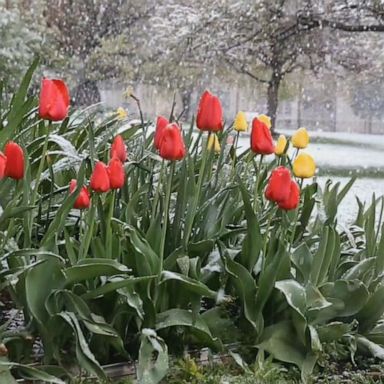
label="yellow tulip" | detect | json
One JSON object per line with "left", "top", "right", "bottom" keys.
{"left": 293, "top": 153, "right": 316, "bottom": 178}
{"left": 207, "top": 133, "right": 221, "bottom": 153}
{"left": 275, "top": 135, "right": 288, "bottom": 156}
{"left": 233, "top": 111, "right": 248, "bottom": 132}
{"left": 116, "top": 107, "right": 128, "bottom": 120}
{"left": 258, "top": 114, "right": 271, "bottom": 129}
{"left": 291, "top": 127, "right": 309, "bottom": 149}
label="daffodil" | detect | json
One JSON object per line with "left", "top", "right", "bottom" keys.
{"left": 291, "top": 127, "right": 309, "bottom": 149}
{"left": 233, "top": 111, "right": 248, "bottom": 132}
{"left": 293, "top": 153, "right": 316, "bottom": 178}
{"left": 207, "top": 133, "right": 221, "bottom": 154}
{"left": 275, "top": 135, "right": 287, "bottom": 156}
{"left": 116, "top": 107, "right": 128, "bottom": 120}
{"left": 258, "top": 114, "right": 271, "bottom": 129}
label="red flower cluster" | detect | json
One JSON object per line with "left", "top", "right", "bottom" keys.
{"left": 39, "top": 79, "right": 70, "bottom": 121}
{"left": 154, "top": 118, "right": 186, "bottom": 161}
{"left": 265, "top": 166, "right": 300, "bottom": 211}
{"left": 70, "top": 135, "right": 127, "bottom": 209}
{"left": 251, "top": 118, "right": 275, "bottom": 155}
{"left": 196, "top": 90, "right": 223, "bottom": 132}
{"left": 0, "top": 142, "right": 24, "bottom": 180}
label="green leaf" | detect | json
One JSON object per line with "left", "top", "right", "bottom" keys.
{"left": 41, "top": 162, "right": 86, "bottom": 246}
{"left": 81, "top": 276, "right": 156, "bottom": 300}
{"left": 0, "top": 358, "right": 66, "bottom": 384}
{"left": 58, "top": 312, "right": 106, "bottom": 380}
{"left": 160, "top": 271, "right": 216, "bottom": 299}
{"left": 291, "top": 243, "right": 313, "bottom": 283}
{"left": 257, "top": 321, "right": 306, "bottom": 368}
{"left": 275, "top": 280, "right": 306, "bottom": 318}
{"left": 64, "top": 259, "right": 130, "bottom": 285}
{"left": 138, "top": 328, "right": 168, "bottom": 384}
{"left": 237, "top": 177, "right": 262, "bottom": 271}
{"left": 356, "top": 283, "right": 384, "bottom": 332}
{"left": 219, "top": 242, "right": 258, "bottom": 329}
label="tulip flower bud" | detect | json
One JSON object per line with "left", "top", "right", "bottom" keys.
{"left": 275, "top": 135, "right": 288, "bottom": 156}
{"left": 159, "top": 123, "right": 186, "bottom": 161}
{"left": 233, "top": 111, "right": 248, "bottom": 132}
{"left": 292, "top": 127, "right": 309, "bottom": 149}
{"left": 251, "top": 118, "right": 275, "bottom": 155}
{"left": 39, "top": 78, "right": 70, "bottom": 121}
{"left": 0, "top": 152, "right": 7, "bottom": 179}
{"left": 293, "top": 153, "right": 316, "bottom": 178}
{"left": 108, "top": 157, "right": 125, "bottom": 189}
{"left": 258, "top": 114, "right": 271, "bottom": 129}
{"left": 4, "top": 142, "right": 24, "bottom": 180}
{"left": 111, "top": 135, "right": 127, "bottom": 163}
{"left": 207, "top": 134, "right": 221, "bottom": 154}
{"left": 265, "top": 166, "right": 291, "bottom": 203}
{"left": 278, "top": 180, "right": 300, "bottom": 210}
{"left": 196, "top": 90, "right": 223, "bottom": 132}
{"left": 116, "top": 107, "right": 128, "bottom": 120}
{"left": 90, "top": 162, "right": 110, "bottom": 192}
{"left": 154, "top": 116, "right": 169, "bottom": 150}
{"left": 70, "top": 179, "right": 91, "bottom": 209}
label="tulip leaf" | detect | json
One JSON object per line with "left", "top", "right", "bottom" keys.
{"left": 63, "top": 259, "right": 130, "bottom": 285}
{"left": 356, "top": 283, "right": 384, "bottom": 332}
{"left": 237, "top": 177, "right": 262, "bottom": 271}
{"left": 58, "top": 312, "right": 106, "bottom": 380}
{"left": 138, "top": 329, "right": 168, "bottom": 384}
{"left": 219, "top": 241, "right": 259, "bottom": 330}
{"left": 160, "top": 271, "right": 216, "bottom": 299}
{"left": 81, "top": 275, "right": 156, "bottom": 300}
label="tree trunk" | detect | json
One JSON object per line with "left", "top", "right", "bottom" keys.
{"left": 267, "top": 75, "right": 281, "bottom": 135}
{"left": 180, "top": 90, "right": 192, "bottom": 121}
{"left": 73, "top": 80, "right": 101, "bottom": 107}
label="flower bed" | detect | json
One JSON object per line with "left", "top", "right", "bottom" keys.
{"left": 0, "top": 62, "right": 384, "bottom": 383}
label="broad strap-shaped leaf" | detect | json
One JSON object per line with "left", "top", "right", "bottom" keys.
{"left": 219, "top": 242, "right": 259, "bottom": 329}
{"left": 63, "top": 258, "right": 130, "bottom": 285}
{"left": 160, "top": 271, "right": 216, "bottom": 299}
{"left": 59, "top": 312, "right": 106, "bottom": 380}
{"left": 138, "top": 329, "right": 169, "bottom": 384}
{"left": 237, "top": 176, "right": 262, "bottom": 271}
{"left": 356, "top": 283, "right": 384, "bottom": 333}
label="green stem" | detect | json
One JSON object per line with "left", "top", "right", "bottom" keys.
{"left": 262, "top": 205, "right": 276, "bottom": 270}
{"left": 31, "top": 126, "right": 50, "bottom": 204}
{"left": 183, "top": 133, "right": 210, "bottom": 248}
{"left": 231, "top": 131, "right": 240, "bottom": 177}
{"left": 151, "top": 160, "right": 165, "bottom": 217}
{"left": 106, "top": 190, "right": 116, "bottom": 259}
{"left": 289, "top": 179, "right": 303, "bottom": 251}
{"left": 79, "top": 204, "right": 96, "bottom": 259}
{"left": 159, "top": 161, "right": 175, "bottom": 274}
{"left": 253, "top": 155, "right": 264, "bottom": 211}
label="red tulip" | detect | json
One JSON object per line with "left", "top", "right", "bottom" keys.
{"left": 196, "top": 90, "right": 223, "bottom": 132}
{"left": 108, "top": 157, "right": 125, "bottom": 189}
{"left": 69, "top": 179, "right": 90, "bottom": 209}
{"left": 4, "top": 142, "right": 24, "bottom": 180}
{"left": 265, "top": 166, "right": 291, "bottom": 203}
{"left": 0, "top": 152, "right": 7, "bottom": 179}
{"left": 110, "top": 135, "right": 127, "bottom": 162}
{"left": 251, "top": 118, "right": 275, "bottom": 155}
{"left": 38, "top": 78, "right": 70, "bottom": 121}
{"left": 90, "top": 161, "right": 110, "bottom": 192}
{"left": 278, "top": 180, "right": 300, "bottom": 211}
{"left": 159, "top": 123, "right": 186, "bottom": 161}
{"left": 154, "top": 116, "right": 169, "bottom": 150}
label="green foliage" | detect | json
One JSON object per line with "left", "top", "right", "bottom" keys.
{"left": 2, "top": 64, "right": 384, "bottom": 384}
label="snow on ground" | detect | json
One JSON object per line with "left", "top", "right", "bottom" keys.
{"left": 316, "top": 176, "right": 384, "bottom": 225}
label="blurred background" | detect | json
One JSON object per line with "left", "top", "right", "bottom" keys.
{"left": 2, "top": 0, "right": 384, "bottom": 219}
